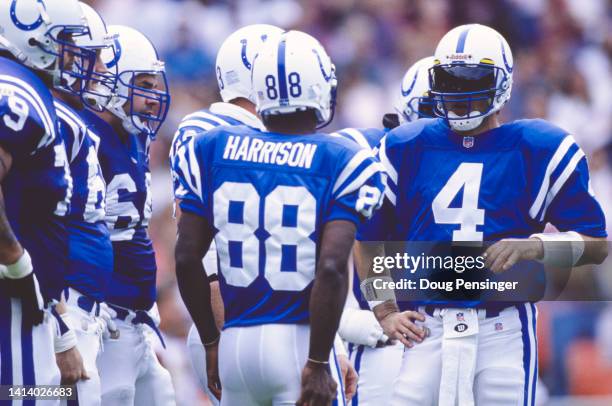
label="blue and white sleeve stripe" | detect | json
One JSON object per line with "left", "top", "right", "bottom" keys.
{"left": 174, "top": 136, "right": 203, "bottom": 201}
{"left": 377, "top": 136, "right": 398, "bottom": 206}
{"left": 529, "top": 135, "right": 585, "bottom": 221}
{"left": 333, "top": 149, "right": 375, "bottom": 197}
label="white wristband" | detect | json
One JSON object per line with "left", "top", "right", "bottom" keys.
{"left": 5, "top": 250, "right": 32, "bottom": 279}
{"left": 0, "top": 264, "right": 8, "bottom": 279}
{"left": 530, "top": 231, "right": 585, "bottom": 267}
{"left": 54, "top": 313, "right": 77, "bottom": 353}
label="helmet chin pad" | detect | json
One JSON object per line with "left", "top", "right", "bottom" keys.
{"left": 447, "top": 110, "right": 485, "bottom": 132}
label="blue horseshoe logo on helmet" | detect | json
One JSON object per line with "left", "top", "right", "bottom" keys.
{"left": 10, "top": 0, "right": 45, "bottom": 31}
{"left": 400, "top": 71, "right": 419, "bottom": 97}
{"left": 312, "top": 49, "right": 333, "bottom": 82}
{"left": 501, "top": 39, "right": 513, "bottom": 73}
{"left": 240, "top": 39, "right": 251, "bottom": 70}
{"left": 105, "top": 36, "right": 122, "bottom": 69}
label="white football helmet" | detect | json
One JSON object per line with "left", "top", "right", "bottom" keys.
{"left": 252, "top": 30, "right": 337, "bottom": 128}
{"left": 76, "top": 2, "right": 117, "bottom": 111}
{"left": 216, "top": 24, "right": 283, "bottom": 103}
{"left": 101, "top": 25, "right": 170, "bottom": 137}
{"left": 394, "top": 56, "right": 435, "bottom": 123}
{"left": 0, "top": 0, "right": 96, "bottom": 94}
{"left": 430, "top": 24, "right": 513, "bottom": 132}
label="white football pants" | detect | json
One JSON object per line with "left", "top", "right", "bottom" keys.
{"left": 0, "top": 298, "right": 60, "bottom": 405}
{"left": 348, "top": 341, "right": 404, "bottom": 405}
{"left": 98, "top": 317, "right": 175, "bottom": 406}
{"left": 218, "top": 324, "right": 345, "bottom": 406}
{"left": 391, "top": 304, "right": 538, "bottom": 406}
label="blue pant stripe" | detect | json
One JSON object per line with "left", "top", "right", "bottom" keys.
{"left": 0, "top": 297, "right": 12, "bottom": 385}
{"left": 518, "top": 304, "right": 531, "bottom": 406}
{"left": 352, "top": 345, "right": 365, "bottom": 406}
{"left": 530, "top": 303, "right": 538, "bottom": 405}
{"left": 22, "top": 308, "right": 36, "bottom": 406}
{"left": 332, "top": 347, "right": 346, "bottom": 406}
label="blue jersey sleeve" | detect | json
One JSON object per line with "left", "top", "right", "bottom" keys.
{"left": 543, "top": 157, "right": 607, "bottom": 237}
{"left": 327, "top": 148, "right": 386, "bottom": 226}
{"left": 175, "top": 132, "right": 210, "bottom": 218}
{"left": 521, "top": 121, "right": 607, "bottom": 237}
{"left": 0, "top": 76, "right": 56, "bottom": 157}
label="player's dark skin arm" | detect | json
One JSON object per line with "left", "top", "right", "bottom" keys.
{"left": 175, "top": 211, "right": 221, "bottom": 399}
{"left": 0, "top": 145, "right": 23, "bottom": 264}
{"left": 175, "top": 201, "right": 225, "bottom": 330}
{"left": 297, "top": 220, "right": 353, "bottom": 406}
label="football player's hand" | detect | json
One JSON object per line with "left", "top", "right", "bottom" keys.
{"left": 484, "top": 238, "right": 543, "bottom": 274}
{"left": 338, "top": 354, "right": 358, "bottom": 402}
{"left": 297, "top": 360, "right": 337, "bottom": 406}
{"left": 0, "top": 252, "right": 44, "bottom": 327}
{"left": 205, "top": 341, "right": 221, "bottom": 400}
{"left": 56, "top": 346, "right": 89, "bottom": 384}
{"left": 378, "top": 311, "right": 426, "bottom": 348}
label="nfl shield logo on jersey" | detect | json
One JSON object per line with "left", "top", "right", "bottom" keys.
{"left": 462, "top": 136, "right": 474, "bottom": 148}
{"left": 456, "top": 312, "right": 465, "bottom": 322}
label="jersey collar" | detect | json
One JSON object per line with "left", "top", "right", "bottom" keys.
{"left": 209, "top": 102, "right": 264, "bottom": 130}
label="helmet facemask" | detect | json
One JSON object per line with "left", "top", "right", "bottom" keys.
{"left": 110, "top": 68, "right": 170, "bottom": 138}
{"left": 42, "top": 24, "right": 97, "bottom": 96}
{"left": 80, "top": 38, "right": 118, "bottom": 111}
{"left": 429, "top": 63, "right": 510, "bottom": 132}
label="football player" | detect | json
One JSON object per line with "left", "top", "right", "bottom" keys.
{"left": 0, "top": 0, "right": 86, "bottom": 394}
{"left": 174, "top": 30, "right": 385, "bottom": 406}
{"left": 48, "top": 2, "right": 117, "bottom": 403}
{"left": 356, "top": 24, "right": 608, "bottom": 406}
{"left": 381, "top": 56, "right": 435, "bottom": 130}
{"left": 332, "top": 56, "right": 434, "bottom": 406}
{"left": 80, "top": 25, "right": 174, "bottom": 406}
{"left": 169, "top": 24, "right": 282, "bottom": 404}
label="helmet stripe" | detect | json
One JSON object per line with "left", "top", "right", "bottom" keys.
{"left": 455, "top": 27, "right": 471, "bottom": 53}
{"left": 276, "top": 37, "right": 289, "bottom": 104}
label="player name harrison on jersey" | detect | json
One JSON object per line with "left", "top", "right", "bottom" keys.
{"left": 223, "top": 135, "right": 318, "bottom": 169}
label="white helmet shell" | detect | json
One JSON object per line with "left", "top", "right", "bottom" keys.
{"left": 431, "top": 24, "right": 513, "bottom": 132}
{"left": 394, "top": 56, "right": 435, "bottom": 123}
{"left": 215, "top": 24, "right": 283, "bottom": 103}
{"left": 76, "top": 2, "right": 111, "bottom": 49}
{"left": 0, "top": 0, "right": 93, "bottom": 89}
{"left": 252, "top": 30, "right": 337, "bottom": 127}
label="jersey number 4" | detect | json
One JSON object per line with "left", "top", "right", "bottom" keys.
{"left": 214, "top": 182, "right": 315, "bottom": 291}
{"left": 432, "top": 162, "right": 485, "bottom": 241}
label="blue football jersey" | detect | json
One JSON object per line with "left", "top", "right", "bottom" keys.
{"left": 0, "top": 56, "right": 72, "bottom": 302}
{"left": 170, "top": 102, "right": 264, "bottom": 196}
{"left": 82, "top": 110, "right": 156, "bottom": 310}
{"left": 55, "top": 100, "right": 112, "bottom": 301}
{"left": 175, "top": 125, "right": 386, "bottom": 328}
{"left": 358, "top": 118, "right": 607, "bottom": 307}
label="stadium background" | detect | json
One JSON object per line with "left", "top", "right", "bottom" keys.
{"left": 85, "top": 0, "right": 612, "bottom": 404}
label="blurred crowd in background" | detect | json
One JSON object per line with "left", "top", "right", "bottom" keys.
{"left": 85, "top": 0, "right": 612, "bottom": 404}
